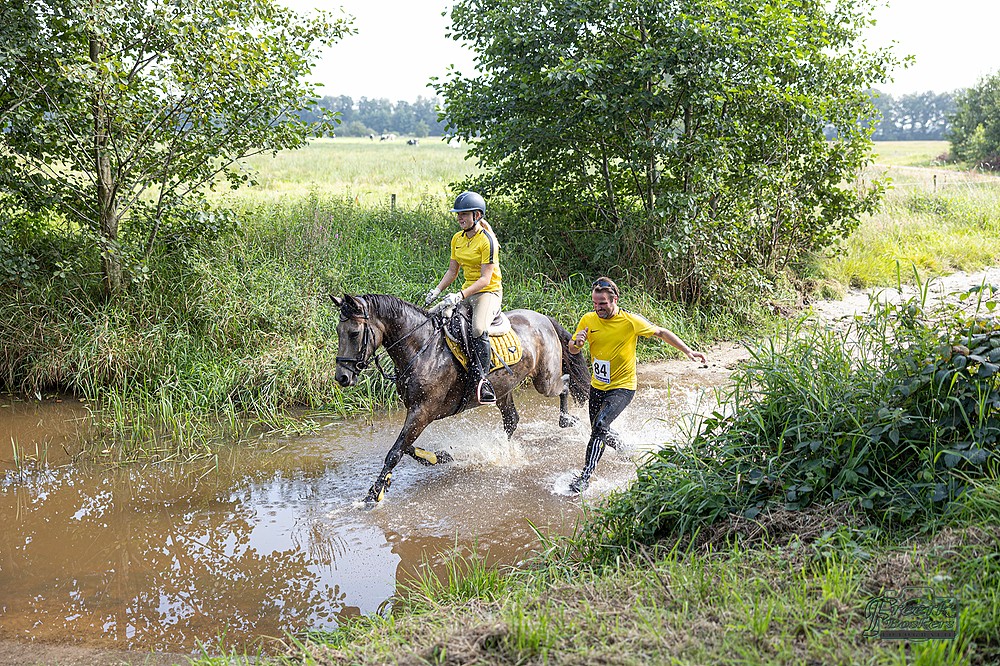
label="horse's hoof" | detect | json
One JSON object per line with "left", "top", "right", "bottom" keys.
{"left": 364, "top": 473, "right": 392, "bottom": 505}
{"left": 559, "top": 413, "right": 579, "bottom": 428}
{"left": 413, "top": 448, "right": 436, "bottom": 465}
{"left": 435, "top": 450, "right": 454, "bottom": 464}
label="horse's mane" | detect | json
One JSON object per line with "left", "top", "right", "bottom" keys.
{"left": 356, "top": 293, "right": 429, "bottom": 320}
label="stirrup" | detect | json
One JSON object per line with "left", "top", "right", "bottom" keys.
{"left": 477, "top": 378, "right": 496, "bottom": 405}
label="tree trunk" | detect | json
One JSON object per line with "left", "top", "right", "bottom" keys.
{"left": 91, "top": 34, "right": 121, "bottom": 298}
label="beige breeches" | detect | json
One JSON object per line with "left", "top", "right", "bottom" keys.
{"left": 468, "top": 291, "right": 502, "bottom": 337}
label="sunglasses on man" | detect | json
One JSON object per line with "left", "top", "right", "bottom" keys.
{"left": 592, "top": 279, "right": 618, "bottom": 296}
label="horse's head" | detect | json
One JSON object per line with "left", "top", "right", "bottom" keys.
{"left": 330, "top": 294, "right": 381, "bottom": 387}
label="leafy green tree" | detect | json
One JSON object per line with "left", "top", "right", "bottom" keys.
{"left": 339, "top": 120, "right": 374, "bottom": 137}
{"left": 436, "top": 0, "right": 896, "bottom": 302}
{"left": 948, "top": 71, "right": 1000, "bottom": 168}
{"left": 0, "top": 0, "right": 351, "bottom": 298}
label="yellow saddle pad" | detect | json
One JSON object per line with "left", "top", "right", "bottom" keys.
{"left": 445, "top": 330, "right": 523, "bottom": 372}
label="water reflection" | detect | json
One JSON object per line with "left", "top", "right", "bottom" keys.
{"left": 0, "top": 360, "right": 731, "bottom": 654}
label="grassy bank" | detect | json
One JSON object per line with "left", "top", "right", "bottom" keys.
{"left": 805, "top": 142, "right": 1000, "bottom": 297}
{"left": 273, "top": 497, "right": 997, "bottom": 665}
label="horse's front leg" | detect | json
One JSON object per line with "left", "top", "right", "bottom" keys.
{"left": 365, "top": 408, "right": 449, "bottom": 506}
{"left": 497, "top": 393, "right": 519, "bottom": 439}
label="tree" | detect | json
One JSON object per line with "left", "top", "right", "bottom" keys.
{"left": 0, "top": 0, "right": 352, "bottom": 298}
{"left": 436, "top": 0, "right": 897, "bottom": 302}
{"left": 948, "top": 71, "right": 1000, "bottom": 168}
{"left": 868, "top": 89, "right": 957, "bottom": 141}
{"left": 357, "top": 97, "right": 394, "bottom": 134}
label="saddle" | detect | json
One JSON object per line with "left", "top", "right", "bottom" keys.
{"left": 438, "top": 301, "right": 523, "bottom": 373}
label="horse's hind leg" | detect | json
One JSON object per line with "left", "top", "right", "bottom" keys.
{"left": 407, "top": 445, "right": 454, "bottom": 466}
{"left": 498, "top": 393, "right": 519, "bottom": 439}
{"left": 559, "top": 374, "right": 580, "bottom": 428}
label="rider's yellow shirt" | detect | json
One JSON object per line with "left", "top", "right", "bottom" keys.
{"left": 574, "top": 310, "right": 658, "bottom": 391}
{"left": 450, "top": 226, "right": 502, "bottom": 293}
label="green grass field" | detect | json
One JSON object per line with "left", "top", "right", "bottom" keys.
{"left": 806, "top": 143, "right": 1000, "bottom": 295}
{"left": 871, "top": 140, "right": 952, "bottom": 168}
{"left": 225, "top": 136, "right": 482, "bottom": 209}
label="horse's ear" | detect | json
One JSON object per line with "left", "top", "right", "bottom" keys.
{"left": 329, "top": 294, "right": 343, "bottom": 308}
{"left": 344, "top": 293, "right": 362, "bottom": 309}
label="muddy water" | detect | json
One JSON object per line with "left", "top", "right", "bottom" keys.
{"left": 0, "top": 351, "right": 739, "bottom": 657}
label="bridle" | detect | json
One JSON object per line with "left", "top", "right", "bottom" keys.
{"left": 336, "top": 300, "right": 377, "bottom": 373}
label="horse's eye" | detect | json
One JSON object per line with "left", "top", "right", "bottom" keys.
{"left": 349, "top": 332, "right": 360, "bottom": 341}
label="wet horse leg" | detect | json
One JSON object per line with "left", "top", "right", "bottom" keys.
{"left": 365, "top": 408, "right": 448, "bottom": 505}
{"left": 559, "top": 374, "right": 579, "bottom": 428}
{"left": 497, "top": 392, "right": 519, "bottom": 438}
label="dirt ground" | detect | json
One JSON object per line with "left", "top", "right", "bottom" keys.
{"left": 0, "top": 640, "right": 190, "bottom": 666}
{"left": 3, "top": 265, "right": 996, "bottom": 666}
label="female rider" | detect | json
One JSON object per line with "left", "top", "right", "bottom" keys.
{"left": 425, "top": 191, "right": 502, "bottom": 405}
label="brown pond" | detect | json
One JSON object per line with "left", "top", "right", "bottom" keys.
{"left": 0, "top": 349, "right": 741, "bottom": 658}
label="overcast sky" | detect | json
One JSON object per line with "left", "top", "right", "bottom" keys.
{"left": 286, "top": 0, "right": 1000, "bottom": 102}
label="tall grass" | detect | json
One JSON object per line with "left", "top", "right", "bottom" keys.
{"left": 810, "top": 157, "right": 1000, "bottom": 293}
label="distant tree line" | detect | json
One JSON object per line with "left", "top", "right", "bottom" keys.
{"left": 297, "top": 95, "right": 446, "bottom": 138}
{"left": 868, "top": 89, "right": 958, "bottom": 140}
{"left": 306, "top": 89, "right": 961, "bottom": 143}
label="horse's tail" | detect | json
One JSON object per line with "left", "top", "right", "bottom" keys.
{"left": 547, "top": 315, "right": 590, "bottom": 405}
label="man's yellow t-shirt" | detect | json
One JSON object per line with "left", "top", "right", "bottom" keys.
{"left": 450, "top": 227, "right": 502, "bottom": 293}
{"left": 574, "top": 310, "right": 658, "bottom": 390}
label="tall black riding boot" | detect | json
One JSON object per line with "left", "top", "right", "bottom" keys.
{"left": 470, "top": 332, "right": 496, "bottom": 405}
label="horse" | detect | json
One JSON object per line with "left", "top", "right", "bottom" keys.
{"left": 330, "top": 293, "right": 590, "bottom": 506}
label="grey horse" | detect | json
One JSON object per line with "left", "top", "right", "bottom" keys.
{"left": 330, "top": 293, "right": 589, "bottom": 506}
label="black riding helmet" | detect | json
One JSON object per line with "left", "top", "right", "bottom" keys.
{"left": 450, "top": 191, "right": 486, "bottom": 217}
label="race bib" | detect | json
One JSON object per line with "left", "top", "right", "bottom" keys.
{"left": 592, "top": 359, "right": 611, "bottom": 384}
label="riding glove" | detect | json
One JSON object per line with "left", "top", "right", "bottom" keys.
{"left": 441, "top": 292, "right": 462, "bottom": 307}
{"left": 424, "top": 287, "right": 441, "bottom": 305}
